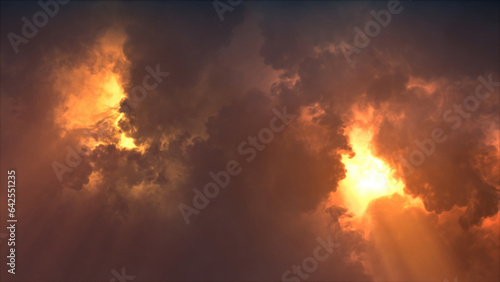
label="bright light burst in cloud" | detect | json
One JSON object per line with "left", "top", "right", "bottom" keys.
{"left": 339, "top": 123, "right": 406, "bottom": 216}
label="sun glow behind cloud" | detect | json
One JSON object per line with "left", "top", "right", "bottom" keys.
{"left": 328, "top": 106, "right": 457, "bottom": 281}
{"left": 339, "top": 125, "right": 405, "bottom": 216}
{"left": 335, "top": 106, "right": 423, "bottom": 217}
{"left": 53, "top": 29, "right": 138, "bottom": 150}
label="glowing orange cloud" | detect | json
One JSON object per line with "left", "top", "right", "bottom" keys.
{"left": 53, "top": 28, "right": 138, "bottom": 150}
{"left": 333, "top": 105, "right": 424, "bottom": 217}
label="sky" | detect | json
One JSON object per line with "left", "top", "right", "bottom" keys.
{"left": 0, "top": 1, "right": 499, "bottom": 281}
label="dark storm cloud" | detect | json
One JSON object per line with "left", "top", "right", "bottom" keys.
{"left": 118, "top": 1, "right": 246, "bottom": 144}
{"left": 1, "top": 1, "right": 498, "bottom": 281}
{"left": 371, "top": 80, "right": 499, "bottom": 230}
{"left": 255, "top": 0, "right": 499, "bottom": 230}
{"left": 253, "top": 1, "right": 498, "bottom": 280}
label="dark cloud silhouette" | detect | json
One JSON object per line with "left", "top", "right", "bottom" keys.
{"left": 1, "top": 1, "right": 498, "bottom": 281}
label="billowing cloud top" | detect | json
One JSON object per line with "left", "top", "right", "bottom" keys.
{"left": 1, "top": 1, "right": 498, "bottom": 281}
